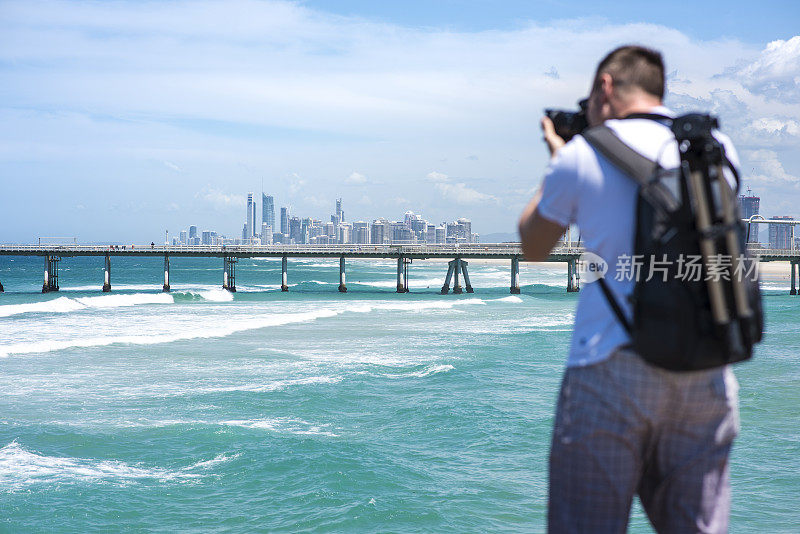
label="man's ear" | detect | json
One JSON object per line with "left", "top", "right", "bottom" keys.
{"left": 600, "top": 73, "right": 615, "bottom": 102}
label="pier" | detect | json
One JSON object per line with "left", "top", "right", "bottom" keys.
{"left": 0, "top": 243, "right": 798, "bottom": 295}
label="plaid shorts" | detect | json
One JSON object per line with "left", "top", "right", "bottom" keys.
{"left": 548, "top": 348, "right": 740, "bottom": 534}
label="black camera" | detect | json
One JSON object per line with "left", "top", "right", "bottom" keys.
{"left": 544, "top": 98, "right": 588, "bottom": 142}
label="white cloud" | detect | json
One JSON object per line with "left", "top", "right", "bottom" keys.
{"left": 434, "top": 182, "right": 498, "bottom": 205}
{"left": 742, "top": 149, "right": 800, "bottom": 185}
{"left": 428, "top": 170, "right": 498, "bottom": 204}
{"left": 345, "top": 172, "right": 368, "bottom": 184}
{"left": 735, "top": 36, "right": 800, "bottom": 102}
{"left": 426, "top": 171, "right": 450, "bottom": 182}
{"left": 163, "top": 161, "right": 181, "bottom": 172}
{"left": 748, "top": 117, "right": 800, "bottom": 137}
{"left": 288, "top": 172, "right": 306, "bottom": 196}
{"left": 195, "top": 187, "right": 245, "bottom": 211}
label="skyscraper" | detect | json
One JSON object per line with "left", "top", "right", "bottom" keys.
{"left": 261, "top": 223, "right": 272, "bottom": 244}
{"left": 371, "top": 218, "right": 388, "bottom": 244}
{"left": 252, "top": 199, "right": 257, "bottom": 237}
{"left": 280, "top": 207, "right": 289, "bottom": 234}
{"left": 289, "top": 217, "right": 302, "bottom": 243}
{"left": 246, "top": 192, "right": 254, "bottom": 242}
{"left": 335, "top": 198, "right": 344, "bottom": 224}
{"left": 739, "top": 188, "right": 760, "bottom": 243}
{"left": 262, "top": 194, "right": 275, "bottom": 232}
{"left": 769, "top": 216, "right": 795, "bottom": 249}
{"left": 352, "top": 221, "right": 370, "bottom": 244}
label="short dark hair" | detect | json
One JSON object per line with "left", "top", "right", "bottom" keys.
{"left": 594, "top": 45, "right": 665, "bottom": 100}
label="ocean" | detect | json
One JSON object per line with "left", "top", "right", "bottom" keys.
{"left": 0, "top": 255, "right": 797, "bottom": 532}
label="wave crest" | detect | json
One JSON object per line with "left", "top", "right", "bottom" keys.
{"left": 0, "top": 441, "right": 238, "bottom": 491}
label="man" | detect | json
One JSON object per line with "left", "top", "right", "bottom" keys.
{"left": 518, "top": 46, "right": 740, "bottom": 533}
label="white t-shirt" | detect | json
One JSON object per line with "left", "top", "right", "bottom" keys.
{"left": 536, "top": 106, "right": 740, "bottom": 367}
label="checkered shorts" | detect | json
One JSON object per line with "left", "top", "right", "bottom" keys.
{"left": 548, "top": 348, "right": 739, "bottom": 533}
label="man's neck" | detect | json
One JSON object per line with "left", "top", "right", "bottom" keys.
{"left": 612, "top": 97, "right": 663, "bottom": 119}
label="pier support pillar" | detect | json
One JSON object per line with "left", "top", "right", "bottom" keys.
{"left": 567, "top": 258, "right": 580, "bottom": 292}
{"left": 0, "top": 279, "right": 4, "bottom": 293}
{"left": 396, "top": 257, "right": 409, "bottom": 293}
{"left": 42, "top": 255, "right": 60, "bottom": 293}
{"left": 223, "top": 256, "right": 237, "bottom": 292}
{"left": 791, "top": 262, "right": 797, "bottom": 296}
{"left": 163, "top": 254, "right": 170, "bottom": 292}
{"left": 338, "top": 256, "right": 347, "bottom": 293}
{"left": 441, "top": 260, "right": 455, "bottom": 294}
{"left": 460, "top": 260, "right": 473, "bottom": 293}
{"left": 281, "top": 254, "right": 288, "bottom": 292}
{"left": 511, "top": 256, "right": 521, "bottom": 294}
{"left": 452, "top": 258, "right": 463, "bottom": 294}
{"left": 102, "top": 253, "right": 111, "bottom": 292}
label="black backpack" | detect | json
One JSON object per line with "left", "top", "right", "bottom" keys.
{"left": 581, "top": 114, "right": 764, "bottom": 371}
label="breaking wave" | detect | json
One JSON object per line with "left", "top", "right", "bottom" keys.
{"left": 0, "top": 441, "right": 238, "bottom": 492}
{"left": 0, "top": 293, "right": 173, "bottom": 318}
{"left": 0, "top": 298, "right": 484, "bottom": 358}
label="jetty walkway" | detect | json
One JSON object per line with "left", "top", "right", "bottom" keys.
{"left": 0, "top": 243, "right": 797, "bottom": 295}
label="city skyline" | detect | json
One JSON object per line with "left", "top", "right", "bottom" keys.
{"left": 173, "top": 193, "right": 481, "bottom": 247}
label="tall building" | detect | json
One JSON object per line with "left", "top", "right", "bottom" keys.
{"left": 280, "top": 207, "right": 289, "bottom": 234}
{"left": 371, "top": 218, "right": 388, "bottom": 244}
{"left": 252, "top": 199, "right": 257, "bottom": 237}
{"left": 179, "top": 230, "right": 188, "bottom": 245}
{"left": 335, "top": 198, "right": 344, "bottom": 224}
{"left": 245, "top": 192, "right": 254, "bottom": 242}
{"left": 352, "top": 221, "right": 370, "bottom": 244}
{"left": 739, "top": 188, "right": 760, "bottom": 243}
{"left": 338, "top": 224, "right": 351, "bottom": 244}
{"left": 390, "top": 221, "right": 413, "bottom": 243}
{"left": 445, "top": 218, "right": 472, "bottom": 243}
{"left": 261, "top": 223, "right": 272, "bottom": 244}
{"left": 262, "top": 194, "right": 274, "bottom": 232}
{"left": 188, "top": 225, "right": 198, "bottom": 240}
{"left": 435, "top": 226, "right": 446, "bottom": 244}
{"left": 457, "top": 218, "right": 472, "bottom": 241}
{"left": 289, "top": 217, "right": 302, "bottom": 243}
{"left": 769, "top": 216, "right": 795, "bottom": 249}
{"left": 426, "top": 224, "right": 436, "bottom": 243}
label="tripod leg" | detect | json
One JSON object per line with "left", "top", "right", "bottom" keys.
{"left": 687, "top": 167, "right": 730, "bottom": 325}
{"left": 716, "top": 164, "right": 752, "bottom": 319}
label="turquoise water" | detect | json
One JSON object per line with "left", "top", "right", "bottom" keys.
{"left": 0, "top": 255, "right": 797, "bottom": 532}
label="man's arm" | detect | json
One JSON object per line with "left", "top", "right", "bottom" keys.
{"left": 518, "top": 186, "right": 567, "bottom": 262}
{"left": 518, "top": 115, "right": 572, "bottom": 261}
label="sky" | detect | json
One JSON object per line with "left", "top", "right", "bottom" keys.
{"left": 1, "top": 0, "right": 799, "bottom": 243}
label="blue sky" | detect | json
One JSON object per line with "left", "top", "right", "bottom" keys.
{"left": 1, "top": 0, "right": 799, "bottom": 243}
{"left": 305, "top": 0, "right": 800, "bottom": 42}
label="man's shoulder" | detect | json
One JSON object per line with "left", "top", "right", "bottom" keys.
{"left": 550, "top": 135, "right": 596, "bottom": 172}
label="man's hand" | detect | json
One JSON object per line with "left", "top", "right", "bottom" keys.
{"left": 541, "top": 116, "right": 566, "bottom": 158}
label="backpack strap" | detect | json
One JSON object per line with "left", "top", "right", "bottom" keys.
{"left": 580, "top": 125, "right": 662, "bottom": 335}
{"left": 581, "top": 125, "right": 660, "bottom": 186}
{"left": 597, "top": 278, "right": 632, "bottom": 334}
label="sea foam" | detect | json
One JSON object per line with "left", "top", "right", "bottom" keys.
{"left": 0, "top": 298, "right": 486, "bottom": 358}
{"left": 0, "top": 293, "right": 173, "bottom": 318}
{"left": 0, "top": 441, "right": 237, "bottom": 491}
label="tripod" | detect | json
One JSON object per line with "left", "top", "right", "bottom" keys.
{"left": 673, "top": 114, "right": 754, "bottom": 359}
